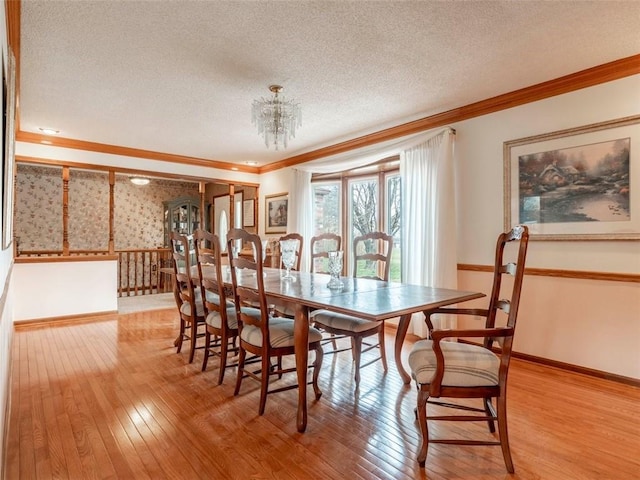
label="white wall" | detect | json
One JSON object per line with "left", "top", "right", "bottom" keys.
{"left": 455, "top": 75, "right": 640, "bottom": 272}
{"left": 258, "top": 168, "right": 293, "bottom": 237}
{"left": 457, "top": 270, "right": 640, "bottom": 378}
{"left": 0, "top": 0, "right": 13, "bottom": 463}
{"left": 452, "top": 75, "right": 640, "bottom": 379}
{"left": 7, "top": 68, "right": 640, "bottom": 376}
{"left": 12, "top": 260, "right": 118, "bottom": 321}
{"left": 258, "top": 77, "right": 640, "bottom": 379}
{"left": 0, "top": 249, "right": 13, "bottom": 464}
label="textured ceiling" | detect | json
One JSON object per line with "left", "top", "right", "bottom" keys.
{"left": 18, "top": 1, "right": 640, "bottom": 168}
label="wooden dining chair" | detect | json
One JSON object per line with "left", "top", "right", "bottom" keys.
{"left": 408, "top": 225, "right": 529, "bottom": 473}
{"left": 193, "top": 229, "right": 240, "bottom": 384}
{"left": 278, "top": 232, "right": 303, "bottom": 271}
{"left": 310, "top": 233, "right": 342, "bottom": 273}
{"left": 226, "top": 228, "right": 324, "bottom": 415}
{"left": 170, "top": 231, "right": 206, "bottom": 363}
{"left": 311, "top": 231, "right": 394, "bottom": 387}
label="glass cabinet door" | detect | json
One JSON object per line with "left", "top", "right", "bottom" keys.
{"left": 163, "top": 197, "right": 209, "bottom": 246}
{"left": 173, "top": 205, "right": 187, "bottom": 234}
{"left": 190, "top": 204, "right": 199, "bottom": 232}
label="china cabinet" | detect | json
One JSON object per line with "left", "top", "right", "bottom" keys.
{"left": 163, "top": 197, "right": 209, "bottom": 246}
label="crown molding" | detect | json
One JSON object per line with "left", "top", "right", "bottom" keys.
{"left": 260, "top": 54, "right": 640, "bottom": 173}
{"left": 12, "top": 10, "right": 639, "bottom": 178}
{"left": 15, "top": 154, "right": 260, "bottom": 187}
{"left": 15, "top": 132, "right": 260, "bottom": 174}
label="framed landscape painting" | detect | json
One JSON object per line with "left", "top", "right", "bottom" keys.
{"left": 504, "top": 115, "right": 640, "bottom": 240}
{"left": 265, "top": 193, "right": 288, "bottom": 234}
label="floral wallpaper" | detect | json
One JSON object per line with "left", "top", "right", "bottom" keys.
{"left": 69, "top": 169, "right": 110, "bottom": 250}
{"left": 113, "top": 174, "right": 199, "bottom": 250}
{"left": 14, "top": 165, "right": 199, "bottom": 253}
{"left": 15, "top": 164, "right": 63, "bottom": 252}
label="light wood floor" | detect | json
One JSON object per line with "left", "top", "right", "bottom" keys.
{"left": 4, "top": 308, "right": 640, "bottom": 479}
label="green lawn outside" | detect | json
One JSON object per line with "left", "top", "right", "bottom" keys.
{"left": 355, "top": 246, "right": 401, "bottom": 281}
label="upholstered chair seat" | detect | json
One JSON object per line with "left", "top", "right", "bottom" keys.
{"left": 408, "top": 340, "right": 500, "bottom": 387}
{"left": 241, "top": 317, "right": 323, "bottom": 349}
{"left": 311, "top": 311, "right": 383, "bottom": 334}
{"left": 180, "top": 298, "right": 205, "bottom": 318}
{"left": 205, "top": 306, "right": 246, "bottom": 331}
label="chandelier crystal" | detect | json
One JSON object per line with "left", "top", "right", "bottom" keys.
{"left": 252, "top": 85, "right": 301, "bottom": 150}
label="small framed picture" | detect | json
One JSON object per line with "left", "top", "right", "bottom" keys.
{"left": 243, "top": 199, "right": 255, "bottom": 227}
{"left": 265, "top": 193, "right": 288, "bottom": 234}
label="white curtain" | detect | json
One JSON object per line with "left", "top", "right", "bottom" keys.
{"left": 288, "top": 128, "right": 457, "bottom": 298}
{"left": 400, "top": 129, "right": 457, "bottom": 337}
{"left": 293, "top": 131, "right": 428, "bottom": 174}
{"left": 287, "top": 169, "right": 313, "bottom": 271}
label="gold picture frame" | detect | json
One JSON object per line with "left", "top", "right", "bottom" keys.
{"left": 265, "top": 193, "right": 288, "bottom": 234}
{"left": 504, "top": 115, "right": 639, "bottom": 240}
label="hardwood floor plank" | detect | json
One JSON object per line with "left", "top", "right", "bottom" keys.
{"left": 18, "top": 332, "right": 36, "bottom": 479}
{"left": 32, "top": 328, "right": 66, "bottom": 480}
{"left": 4, "top": 307, "right": 640, "bottom": 479}
{"left": 44, "top": 327, "right": 90, "bottom": 480}
{"left": 84, "top": 375, "right": 156, "bottom": 479}
{"left": 4, "top": 333, "right": 24, "bottom": 479}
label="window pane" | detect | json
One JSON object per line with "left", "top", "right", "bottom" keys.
{"left": 386, "top": 174, "right": 401, "bottom": 282}
{"left": 312, "top": 182, "right": 340, "bottom": 235}
{"left": 350, "top": 178, "right": 378, "bottom": 276}
{"left": 350, "top": 178, "right": 378, "bottom": 238}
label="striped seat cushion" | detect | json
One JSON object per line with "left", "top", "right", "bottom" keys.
{"left": 205, "top": 305, "right": 253, "bottom": 330}
{"left": 311, "top": 310, "right": 381, "bottom": 333}
{"left": 408, "top": 340, "right": 499, "bottom": 387}
{"left": 195, "top": 289, "right": 233, "bottom": 307}
{"left": 241, "top": 318, "right": 323, "bottom": 348}
{"left": 180, "top": 299, "right": 205, "bottom": 318}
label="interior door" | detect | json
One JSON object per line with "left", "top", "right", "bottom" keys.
{"left": 214, "top": 195, "right": 230, "bottom": 252}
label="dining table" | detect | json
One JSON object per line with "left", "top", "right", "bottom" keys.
{"left": 206, "top": 266, "right": 485, "bottom": 433}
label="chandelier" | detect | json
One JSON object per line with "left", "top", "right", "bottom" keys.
{"left": 252, "top": 85, "right": 301, "bottom": 150}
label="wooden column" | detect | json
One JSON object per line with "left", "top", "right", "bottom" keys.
{"left": 108, "top": 171, "right": 115, "bottom": 254}
{"left": 199, "top": 181, "right": 205, "bottom": 232}
{"left": 229, "top": 184, "right": 235, "bottom": 228}
{"left": 255, "top": 185, "right": 260, "bottom": 234}
{"left": 62, "top": 167, "right": 69, "bottom": 255}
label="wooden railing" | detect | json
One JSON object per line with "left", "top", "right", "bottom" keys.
{"left": 117, "top": 248, "right": 173, "bottom": 297}
{"left": 18, "top": 248, "right": 173, "bottom": 296}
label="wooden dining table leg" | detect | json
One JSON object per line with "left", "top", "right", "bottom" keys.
{"left": 395, "top": 313, "right": 412, "bottom": 384}
{"left": 294, "top": 305, "right": 311, "bottom": 432}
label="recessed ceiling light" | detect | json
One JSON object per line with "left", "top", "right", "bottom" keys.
{"left": 130, "top": 177, "right": 150, "bottom": 186}
{"left": 39, "top": 127, "right": 60, "bottom": 135}
{"left": 245, "top": 161, "right": 259, "bottom": 166}
{"left": 231, "top": 167, "right": 239, "bottom": 171}
{"left": 41, "top": 140, "right": 52, "bottom": 145}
